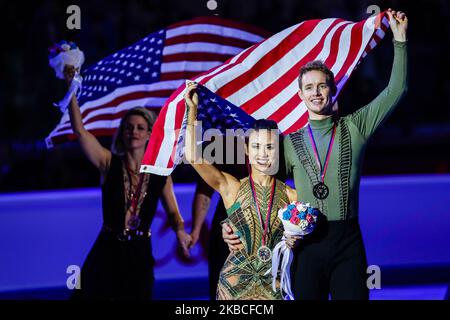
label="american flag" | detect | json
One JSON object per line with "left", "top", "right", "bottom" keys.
{"left": 140, "top": 12, "right": 390, "bottom": 176}
{"left": 45, "top": 17, "right": 270, "bottom": 148}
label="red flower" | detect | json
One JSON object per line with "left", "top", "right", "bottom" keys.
{"left": 291, "top": 207, "right": 299, "bottom": 215}
{"left": 306, "top": 214, "right": 315, "bottom": 224}
{"left": 290, "top": 215, "right": 300, "bottom": 225}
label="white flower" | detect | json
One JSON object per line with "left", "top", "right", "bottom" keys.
{"left": 61, "top": 44, "right": 71, "bottom": 51}
{"left": 299, "top": 220, "right": 309, "bottom": 230}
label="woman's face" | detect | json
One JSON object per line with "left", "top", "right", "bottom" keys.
{"left": 122, "top": 115, "right": 151, "bottom": 151}
{"left": 246, "top": 129, "right": 279, "bottom": 176}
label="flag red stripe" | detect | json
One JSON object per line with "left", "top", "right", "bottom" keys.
{"left": 215, "top": 20, "right": 321, "bottom": 99}
{"left": 166, "top": 99, "right": 186, "bottom": 168}
{"left": 78, "top": 90, "right": 171, "bottom": 120}
{"left": 323, "top": 23, "right": 350, "bottom": 72}
{"left": 162, "top": 52, "right": 237, "bottom": 63}
{"left": 283, "top": 110, "right": 309, "bottom": 135}
{"left": 146, "top": 13, "right": 388, "bottom": 173}
{"left": 193, "top": 37, "right": 272, "bottom": 86}
{"left": 47, "top": 16, "right": 269, "bottom": 148}
{"left": 241, "top": 19, "right": 342, "bottom": 115}
{"left": 57, "top": 106, "right": 163, "bottom": 133}
{"left": 142, "top": 84, "right": 186, "bottom": 166}
{"left": 282, "top": 21, "right": 366, "bottom": 134}
{"left": 268, "top": 22, "right": 349, "bottom": 124}
{"left": 160, "top": 38, "right": 274, "bottom": 163}
{"left": 164, "top": 33, "right": 261, "bottom": 49}
{"left": 197, "top": 40, "right": 264, "bottom": 85}
{"left": 268, "top": 94, "right": 301, "bottom": 123}
{"left": 331, "top": 20, "right": 365, "bottom": 86}
{"left": 160, "top": 71, "right": 220, "bottom": 81}
{"left": 167, "top": 16, "right": 271, "bottom": 38}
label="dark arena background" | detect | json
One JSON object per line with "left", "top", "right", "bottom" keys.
{"left": 0, "top": 0, "right": 449, "bottom": 304}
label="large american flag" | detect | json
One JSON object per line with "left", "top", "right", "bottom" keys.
{"left": 140, "top": 12, "right": 390, "bottom": 176}
{"left": 45, "top": 17, "right": 270, "bottom": 148}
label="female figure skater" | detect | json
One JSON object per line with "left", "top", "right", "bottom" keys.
{"left": 63, "top": 65, "right": 191, "bottom": 300}
{"left": 184, "top": 82, "right": 300, "bottom": 300}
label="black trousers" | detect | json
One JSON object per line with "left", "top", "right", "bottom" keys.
{"left": 208, "top": 201, "right": 230, "bottom": 300}
{"left": 71, "top": 230, "right": 154, "bottom": 300}
{"left": 292, "top": 216, "right": 369, "bottom": 300}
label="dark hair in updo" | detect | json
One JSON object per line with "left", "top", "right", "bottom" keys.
{"left": 244, "top": 119, "right": 280, "bottom": 145}
{"left": 252, "top": 119, "right": 279, "bottom": 131}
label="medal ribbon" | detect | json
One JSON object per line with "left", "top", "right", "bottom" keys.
{"left": 307, "top": 123, "right": 336, "bottom": 183}
{"left": 126, "top": 166, "right": 146, "bottom": 219}
{"left": 249, "top": 172, "right": 276, "bottom": 247}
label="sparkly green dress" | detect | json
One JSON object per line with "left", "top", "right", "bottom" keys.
{"left": 217, "top": 177, "right": 290, "bottom": 300}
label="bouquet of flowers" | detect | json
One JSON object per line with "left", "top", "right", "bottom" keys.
{"left": 48, "top": 40, "right": 85, "bottom": 112}
{"left": 48, "top": 40, "right": 84, "bottom": 79}
{"left": 267, "top": 201, "right": 319, "bottom": 300}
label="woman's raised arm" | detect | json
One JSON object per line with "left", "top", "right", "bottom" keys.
{"left": 65, "top": 65, "right": 112, "bottom": 176}
{"left": 184, "top": 82, "right": 239, "bottom": 208}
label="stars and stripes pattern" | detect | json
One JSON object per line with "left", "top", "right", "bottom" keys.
{"left": 45, "top": 16, "right": 270, "bottom": 148}
{"left": 141, "top": 12, "right": 390, "bottom": 175}
{"left": 196, "top": 83, "right": 256, "bottom": 133}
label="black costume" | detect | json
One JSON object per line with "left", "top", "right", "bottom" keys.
{"left": 71, "top": 154, "right": 167, "bottom": 300}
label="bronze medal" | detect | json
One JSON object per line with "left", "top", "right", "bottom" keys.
{"left": 257, "top": 245, "right": 272, "bottom": 263}
{"left": 313, "top": 182, "right": 329, "bottom": 200}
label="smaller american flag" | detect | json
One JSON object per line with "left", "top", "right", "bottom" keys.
{"left": 46, "top": 17, "right": 270, "bottom": 148}
{"left": 79, "top": 31, "right": 165, "bottom": 103}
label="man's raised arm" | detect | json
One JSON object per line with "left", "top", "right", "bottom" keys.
{"left": 349, "top": 9, "right": 408, "bottom": 139}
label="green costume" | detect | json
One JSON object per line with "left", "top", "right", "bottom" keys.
{"left": 217, "top": 177, "right": 290, "bottom": 300}
{"left": 284, "top": 40, "right": 408, "bottom": 221}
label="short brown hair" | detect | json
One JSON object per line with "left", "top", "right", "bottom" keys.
{"left": 298, "top": 60, "right": 337, "bottom": 95}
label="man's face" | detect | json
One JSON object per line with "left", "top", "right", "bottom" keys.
{"left": 298, "top": 70, "right": 334, "bottom": 116}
